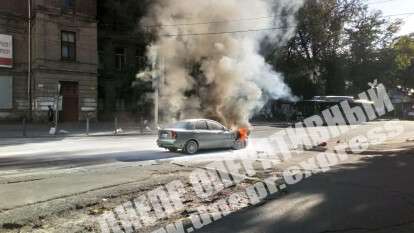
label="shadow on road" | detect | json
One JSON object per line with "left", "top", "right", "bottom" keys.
{"left": 0, "top": 137, "right": 66, "bottom": 147}
{"left": 0, "top": 148, "right": 235, "bottom": 170}
{"left": 197, "top": 143, "right": 414, "bottom": 233}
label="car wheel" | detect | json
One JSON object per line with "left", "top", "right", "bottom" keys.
{"left": 184, "top": 140, "right": 199, "bottom": 154}
{"left": 168, "top": 148, "right": 178, "bottom": 152}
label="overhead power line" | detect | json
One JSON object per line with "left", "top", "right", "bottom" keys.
{"left": 142, "top": 0, "right": 403, "bottom": 29}
{"left": 157, "top": 12, "right": 414, "bottom": 37}
{"left": 160, "top": 25, "right": 296, "bottom": 37}
{"left": 366, "top": 0, "right": 397, "bottom": 4}
{"left": 144, "top": 15, "right": 288, "bottom": 28}
{"left": 383, "top": 12, "right": 414, "bottom": 18}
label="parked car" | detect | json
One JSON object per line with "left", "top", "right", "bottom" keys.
{"left": 157, "top": 119, "right": 247, "bottom": 154}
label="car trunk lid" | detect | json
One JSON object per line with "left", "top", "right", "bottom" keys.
{"left": 158, "top": 130, "right": 177, "bottom": 139}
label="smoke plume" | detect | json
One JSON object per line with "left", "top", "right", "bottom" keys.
{"left": 141, "top": 0, "right": 303, "bottom": 128}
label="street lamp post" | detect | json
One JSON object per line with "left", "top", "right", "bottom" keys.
{"left": 54, "top": 83, "right": 61, "bottom": 135}
{"left": 152, "top": 55, "right": 165, "bottom": 129}
{"left": 154, "top": 76, "right": 159, "bottom": 128}
{"left": 27, "top": 0, "right": 32, "bottom": 120}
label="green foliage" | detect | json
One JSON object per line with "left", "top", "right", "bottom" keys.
{"left": 267, "top": 0, "right": 409, "bottom": 96}
{"left": 394, "top": 35, "right": 414, "bottom": 70}
{"left": 392, "top": 35, "right": 414, "bottom": 87}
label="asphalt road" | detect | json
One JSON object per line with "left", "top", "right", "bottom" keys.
{"left": 196, "top": 141, "right": 414, "bottom": 233}
{"left": 0, "top": 121, "right": 413, "bottom": 233}
{"left": 0, "top": 121, "right": 399, "bottom": 171}
{"left": 0, "top": 125, "right": 281, "bottom": 171}
{"left": 194, "top": 122, "right": 414, "bottom": 233}
{"left": 0, "top": 125, "right": 284, "bottom": 213}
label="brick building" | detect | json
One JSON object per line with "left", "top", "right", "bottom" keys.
{"left": 0, "top": 0, "right": 97, "bottom": 122}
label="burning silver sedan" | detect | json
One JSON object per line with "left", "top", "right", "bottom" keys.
{"left": 157, "top": 119, "right": 248, "bottom": 154}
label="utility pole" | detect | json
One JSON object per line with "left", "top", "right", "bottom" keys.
{"left": 152, "top": 55, "right": 162, "bottom": 128}
{"left": 27, "top": 0, "right": 32, "bottom": 121}
{"left": 154, "top": 56, "right": 165, "bottom": 128}
{"left": 54, "top": 83, "right": 61, "bottom": 135}
{"left": 154, "top": 77, "right": 159, "bottom": 128}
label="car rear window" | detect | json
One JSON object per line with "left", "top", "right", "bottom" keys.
{"left": 167, "top": 122, "right": 193, "bottom": 129}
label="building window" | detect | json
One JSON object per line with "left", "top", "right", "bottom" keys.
{"left": 64, "top": 0, "right": 74, "bottom": 9}
{"left": 114, "top": 48, "right": 126, "bottom": 70}
{"left": 61, "top": 31, "right": 76, "bottom": 61}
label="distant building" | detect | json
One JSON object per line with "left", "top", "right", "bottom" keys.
{"left": 0, "top": 0, "right": 97, "bottom": 122}
{"left": 97, "top": 29, "right": 151, "bottom": 121}
{"left": 97, "top": 0, "right": 153, "bottom": 121}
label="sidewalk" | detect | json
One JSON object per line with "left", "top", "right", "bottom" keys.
{"left": 0, "top": 121, "right": 290, "bottom": 139}
{"left": 0, "top": 122, "right": 156, "bottom": 138}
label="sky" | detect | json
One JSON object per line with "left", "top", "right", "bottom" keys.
{"left": 367, "top": 0, "right": 414, "bottom": 35}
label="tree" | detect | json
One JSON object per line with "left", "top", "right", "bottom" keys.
{"left": 345, "top": 10, "right": 401, "bottom": 93}
{"left": 392, "top": 35, "right": 414, "bottom": 88}
{"left": 268, "top": 0, "right": 403, "bottom": 97}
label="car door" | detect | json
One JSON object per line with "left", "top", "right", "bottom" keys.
{"left": 194, "top": 120, "right": 211, "bottom": 149}
{"left": 207, "top": 121, "right": 233, "bottom": 148}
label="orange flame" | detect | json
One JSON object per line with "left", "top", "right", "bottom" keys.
{"left": 238, "top": 128, "right": 249, "bottom": 141}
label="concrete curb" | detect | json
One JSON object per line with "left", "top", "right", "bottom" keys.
{"left": 0, "top": 132, "right": 158, "bottom": 139}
